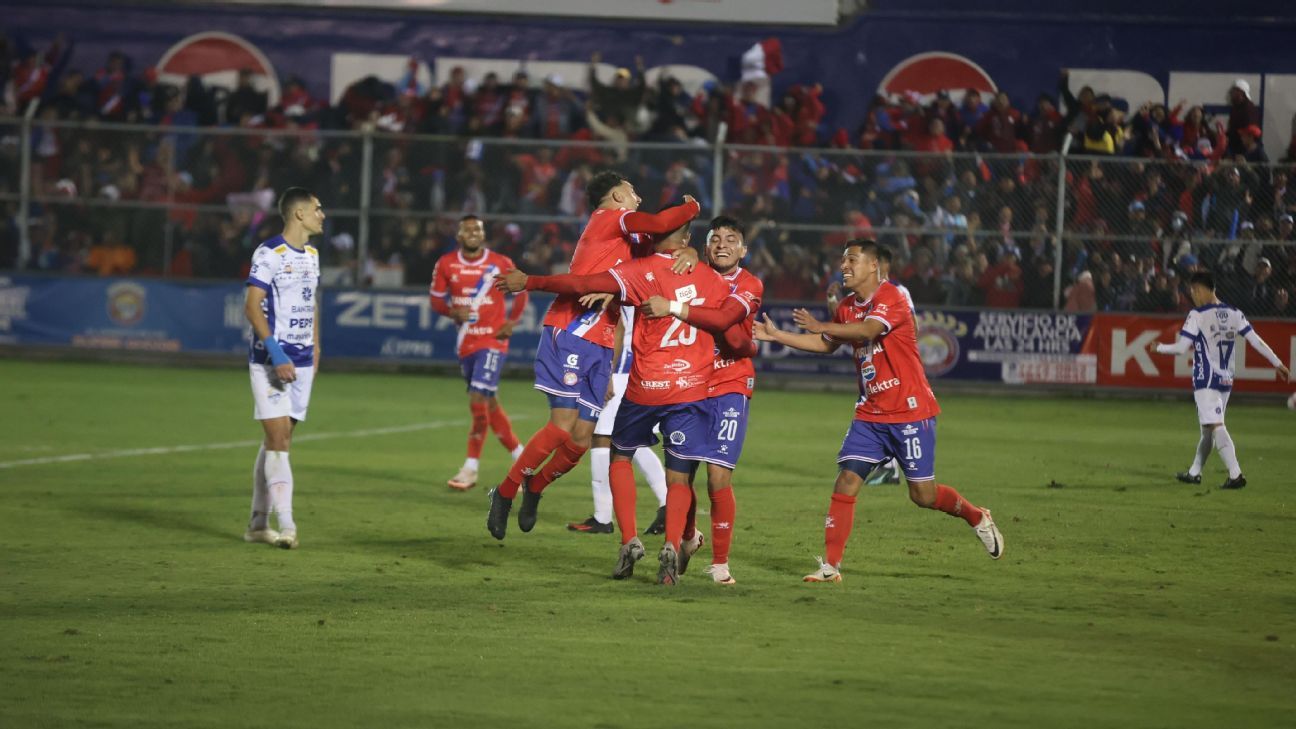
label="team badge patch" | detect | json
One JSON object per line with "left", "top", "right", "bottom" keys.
{"left": 563, "top": 371, "right": 579, "bottom": 387}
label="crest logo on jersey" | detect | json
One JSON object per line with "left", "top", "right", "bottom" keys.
{"left": 106, "top": 281, "right": 147, "bottom": 327}
{"left": 563, "top": 371, "right": 579, "bottom": 386}
{"left": 669, "top": 430, "right": 687, "bottom": 445}
{"left": 674, "top": 284, "right": 698, "bottom": 302}
{"left": 645, "top": 272, "right": 655, "bottom": 282}
{"left": 301, "top": 287, "right": 313, "bottom": 302}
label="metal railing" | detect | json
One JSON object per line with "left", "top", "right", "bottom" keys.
{"left": 1, "top": 115, "right": 1292, "bottom": 317}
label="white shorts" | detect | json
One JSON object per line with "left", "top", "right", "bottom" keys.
{"left": 594, "top": 372, "right": 630, "bottom": 436}
{"left": 250, "top": 363, "right": 316, "bottom": 421}
{"left": 1193, "top": 388, "right": 1230, "bottom": 425}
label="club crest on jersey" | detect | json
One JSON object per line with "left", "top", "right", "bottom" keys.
{"left": 302, "top": 287, "right": 313, "bottom": 302}
{"left": 562, "top": 371, "right": 579, "bottom": 386}
{"left": 674, "top": 284, "right": 698, "bottom": 302}
{"left": 669, "top": 431, "right": 687, "bottom": 445}
{"left": 645, "top": 272, "right": 655, "bottom": 282}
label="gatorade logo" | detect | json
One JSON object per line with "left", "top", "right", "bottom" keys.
{"left": 157, "top": 32, "right": 281, "bottom": 106}
{"left": 878, "top": 51, "right": 997, "bottom": 103}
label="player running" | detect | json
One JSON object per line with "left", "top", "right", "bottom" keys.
{"left": 1147, "top": 271, "right": 1290, "bottom": 489}
{"left": 496, "top": 223, "right": 754, "bottom": 584}
{"left": 430, "top": 214, "right": 528, "bottom": 491}
{"left": 242, "top": 187, "right": 323, "bottom": 550}
{"left": 659, "top": 216, "right": 762, "bottom": 585}
{"left": 754, "top": 239, "right": 1004, "bottom": 583}
{"left": 567, "top": 309, "right": 670, "bottom": 536}
{"left": 485, "top": 171, "right": 701, "bottom": 540}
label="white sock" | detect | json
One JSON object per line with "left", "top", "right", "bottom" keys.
{"left": 265, "top": 450, "right": 296, "bottom": 532}
{"left": 633, "top": 447, "right": 668, "bottom": 507}
{"left": 249, "top": 445, "right": 269, "bottom": 530}
{"left": 1213, "top": 426, "right": 1242, "bottom": 479}
{"left": 590, "top": 447, "right": 613, "bottom": 524}
{"left": 463, "top": 457, "right": 480, "bottom": 472}
{"left": 511, "top": 445, "right": 524, "bottom": 460}
{"left": 1188, "top": 429, "right": 1212, "bottom": 477}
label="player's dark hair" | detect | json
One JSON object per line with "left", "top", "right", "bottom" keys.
{"left": 458, "top": 214, "right": 482, "bottom": 224}
{"left": 845, "top": 238, "right": 879, "bottom": 258}
{"left": 1189, "top": 271, "right": 1215, "bottom": 290}
{"left": 708, "top": 215, "right": 746, "bottom": 239}
{"left": 876, "top": 244, "right": 894, "bottom": 265}
{"left": 586, "top": 170, "right": 629, "bottom": 209}
{"left": 278, "top": 187, "right": 315, "bottom": 220}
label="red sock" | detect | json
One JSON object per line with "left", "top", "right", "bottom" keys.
{"left": 529, "top": 438, "right": 588, "bottom": 493}
{"left": 610, "top": 460, "right": 638, "bottom": 544}
{"left": 683, "top": 488, "right": 698, "bottom": 540}
{"left": 467, "top": 402, "right": 489, "bottom": 459}
{"left": 709, "top": 487, "right": 736, "bottom": 565}
{"left": 664, "top": 482, "right": 693, "bottom": 550}
{"left": 489, "top": 404, "right": 521, "bottom": 452}
{"left": 934, "top": 484, "right": 984, "bottom": 526}
{"left": 498, "top": 422, "right": 568, "bottom": 499}
{"left": 824, "top": 492, "right": 857, "bottom": 568}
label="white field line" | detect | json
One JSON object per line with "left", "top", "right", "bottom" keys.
{"left": 0, "top": 420, "right": 463, "bottom": 470}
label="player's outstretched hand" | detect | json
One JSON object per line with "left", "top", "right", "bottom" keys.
{"left": 1146, "top": 341, "right": 1163, "bottom": 356}
{"left": 496, "top": 268, "right": 528, "bottom": 293}
{"left": 670, "top": 246, "right": 699, "bottom": 274}
{"left": 274, "top": 362, "right": 297, "bottom": 384}
{"left": 495, "top": 321, "right": 516, "bottom": 340}
{"left": 579, "top": 292, "right": 615, "bottom": 310}
{"left": 792, "top": 308, "right": 825, "bottom": 334}
{"left": 682, "top": 194, "right": 698, "bottom": 209}
{"left": 640, "top": 295, "right": 672, "bottom": 319}
{"left": 753, "top": 313, "right": 781, "bottom": 342}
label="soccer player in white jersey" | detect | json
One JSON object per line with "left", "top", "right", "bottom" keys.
{"left": 242, "top": 187, "right": 324, "bottom": 549}
{"left": 567, "top": 308, "right": 670, "bottom": 535}
{"left": 1148, "top": 271, "right": 1290, "bottom": 489}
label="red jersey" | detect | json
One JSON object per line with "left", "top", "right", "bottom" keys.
{"left": 608, "top": 253, "right": 737, "bottom": 406}
{"left": 831, "top": 281, "right": 940, "bottom": 423}
{"left": 542, "top": 208, "right": 650, "bottom": 349}
{"left": 708, "top": 267, "right": 764, "bottom": 399}
{"left": 430, "top": 248, "right": 520, "bottom": 358}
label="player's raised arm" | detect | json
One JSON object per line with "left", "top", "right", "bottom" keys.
{"left": 621, "top": 196, "right": 701, "bottom": 236}
{"left": 753, "top": 312, "right": 837, "bottom": 353}
{"left": 793, "top": 308, "right": 886, "bottom": 343}
{"left": 1149, "top": 314, "right": 1197, "bottom": 356}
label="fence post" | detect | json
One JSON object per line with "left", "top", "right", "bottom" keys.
{"left": 712, "top": 121, "right": 728, "bottom": 215}
{"left": 358, "top": 123, "right": 374, "bottom": 288}
{"left": 16, "top": 101, "right": 38, "bottom": 269}
{"left": 1051, "top": 140, "right": 1070, "bottom": 310}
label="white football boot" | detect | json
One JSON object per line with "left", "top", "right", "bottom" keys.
{"left": 974, "top": 509, "right": 1004, "bottom": 559}
{"left": 803, "top": 557, "right": 842, "bottom": 583}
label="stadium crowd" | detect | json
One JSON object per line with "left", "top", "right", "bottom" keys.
{"left": 1, "top": 35, "right": 1295, "bottom": 315}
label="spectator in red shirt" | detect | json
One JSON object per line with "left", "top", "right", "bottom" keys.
{"left": 974, "top": 91, "right": 1021, "bottom": 153}
{"left": 1024, "top": 94, "right": 1063, "bottom": 153}
{"left": 978, "top": 248, "right": 1025, "bottom": 307}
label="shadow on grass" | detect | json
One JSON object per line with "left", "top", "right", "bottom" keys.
{"left": 71, "top": 502, "right": 235, "bottom": 542}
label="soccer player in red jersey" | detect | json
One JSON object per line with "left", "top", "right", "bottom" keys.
{"left": 497, "top": 223, "right": 754, "bottom": 583}
{"left": 662, "top": 216, "right": 762, "bottom": 585}
{"left": 754, "top": 239, "right": 1004, "bottom": 582}
{"left": 485, "top": 171, "right": 701, "bottom": 540}
{"left": 429, "top": 215, "right": 528, "bottom": 491}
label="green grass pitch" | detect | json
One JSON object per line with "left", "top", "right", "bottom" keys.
{"left": 1, "top": 360, "right": 1293, "bottom": 728}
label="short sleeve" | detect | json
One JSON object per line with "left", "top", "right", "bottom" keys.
{"left": 430, "top": 257, "right": 450, "bottom": 297}
{"left": 1180, "top": 312, "right": 1200, "bottom": 339}
{"left": 246, "top": 247, "right": 279, "bottom": 291}
{"left": 607, "top": 257, "right": 657, "bottom": 306}
{"left": 866, "top": 285, "right": 906, "bottom": 333}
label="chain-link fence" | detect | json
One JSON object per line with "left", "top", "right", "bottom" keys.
{"left": 2, "top": 116, "right": 1293, "bottom": 317}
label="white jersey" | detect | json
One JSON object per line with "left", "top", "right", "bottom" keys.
{"left": 1174, "top": 303, "right": 1252, "bottom": 392}
{"left": 614, "top": 304, "right": 635, "bottom": 375}
{"left": 246, "top": 235, "right": 321, "bottom": 367}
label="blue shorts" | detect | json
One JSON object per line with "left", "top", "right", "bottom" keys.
{"left": 612, "top": 398, "right": 710, "bottom": 468}
{"left": 701, "top": 393, "right": 750, "bottom": 470}
{"left": 533, "top": 326, "right": 612, "bottom": 422}
{"left": 460, "top": 349, "right": 505, "bottom": 396}
{"left": 837, "top": 417, "right": 937, "bottom": 482}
